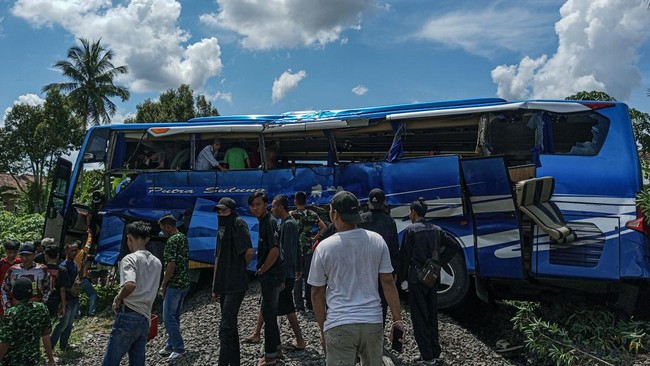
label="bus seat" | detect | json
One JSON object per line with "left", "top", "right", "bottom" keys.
{"left": 515, "top": 176, "right": 576, "bottom": 244}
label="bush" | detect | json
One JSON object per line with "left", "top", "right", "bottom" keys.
{"left": 0, "top": 211, "right": 44, "bottom": 243}
{"left": 510, "top": 301, "right": 650, "bottom": 365}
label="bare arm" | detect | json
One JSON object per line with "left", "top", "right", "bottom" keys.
{"left": 244, "top": 248, "right": 254, "bottom": 264}
{"left": 112, "top": 281, "right": 136, "bottom": 311}
{"left": 161, "top": 262, "right": 176, "bottom": 290}
{"left": 380, "top": 272, "right": 405, "bottom": 341}
{"left": 311, "top": 285, "right": 327, "bottom": 330}
{"left": 41, "top": 333, "right": 55, "bottom": 365}
{"left": 258, "top": 247, "right": 280, "bottom": 274}
{"left": 0, "top": 343, "right": 8, "bottom": 361}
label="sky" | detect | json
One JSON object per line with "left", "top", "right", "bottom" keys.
{"left": 1, "top": 0, "right": 650, "bottom": 126}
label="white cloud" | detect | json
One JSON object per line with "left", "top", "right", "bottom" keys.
{"left": 417, "top": 7, "right": 556, "bottom": 57}
{"left": 2, "top": 94, "right": 46, "bottom": 126}
{"left": 201, "top": 0, "right": 375, "bottom": 50}
{"left": 213, "top": 91, "right": 233, "bottom": 104}
{"left": 491, "top": 0, "right": 650, "bottom": 101}
{"left": 352, "top": 85, "right": 368, "bottom": 96}
{"left": 272, "top": 70, "right": 307, "bottom": 103}
{"left": 12, "top": 0, "right": 223, "bottom": 93}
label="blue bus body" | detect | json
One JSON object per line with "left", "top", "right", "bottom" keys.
{"left": 44, "top": 98, "right": 649, "bottom": 308}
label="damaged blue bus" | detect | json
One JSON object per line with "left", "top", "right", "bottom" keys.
{"left": 44, "top": 98, "right": 649, "bottom": 309}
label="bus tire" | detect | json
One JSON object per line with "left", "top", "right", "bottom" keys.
{"left": 437, "top": 246, "right": 473, "bottom": 310}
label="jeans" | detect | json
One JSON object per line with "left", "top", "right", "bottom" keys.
{"left": 51, "top": 298, "right": 79, "bottom": 350}
{"left": 102, "top": 311, "right": 149, "bottom": 366}
{"left": 81, "top": 278, "right": 97, "bottom": 315}
{"left": 259, "top": 274, "right": 282, "bottom": 357}
{"left": 163, "top": 287, "right": 188, "bottom": 352}
{"left": 325, "top": 323, "right": 383, "bottom": 366}
{"left": 218, "top": 291, "right": 246, "bottom": 366}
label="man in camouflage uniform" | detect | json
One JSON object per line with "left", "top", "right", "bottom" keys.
{"left": 290, "top": 191, "right": 326, "bottom": 311}
{"left": 0, "top": 277, "right": 55, "bottom": 366}
{"left": 158, "top": 215, "right": 190, "bottom": 361}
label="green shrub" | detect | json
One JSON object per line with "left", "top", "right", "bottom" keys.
{"left": 0, "top": 211, "right": 44, "bottom": 243}
{"left": 510, "top": 301, "right": 650, "bottom": 365}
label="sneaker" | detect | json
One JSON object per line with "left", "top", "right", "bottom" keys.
{"left": 168, "top": 350, "right": 186, "bottom": 360}
{"left": 158, "top": 346, "right": 172, "bottom": 356}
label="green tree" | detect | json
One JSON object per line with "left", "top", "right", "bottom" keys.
{"left": 125, "top": 84, "right": 219, "bottom": 123}
{"left": 1, "top": 89, "right": 84, "bottom": 213}
{"left": 43, "top": 38, "right": 129, "bottom": 128}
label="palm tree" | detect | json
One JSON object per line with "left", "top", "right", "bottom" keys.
{"left": 43, "top": 38, "right": 130, "bottom": 127}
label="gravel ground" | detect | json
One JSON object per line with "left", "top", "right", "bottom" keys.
{"left": 64, "top": 280, "right": 517, "bottom": 366}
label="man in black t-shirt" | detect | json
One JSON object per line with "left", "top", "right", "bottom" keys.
{"left": 212, "top": 197, "right": 253, "bottom": 365}
{"left": 44, "top": 246, "right": 70, "bottom": 318}
{"left": 248, "top": 191, "right": 284, "bottom": 366}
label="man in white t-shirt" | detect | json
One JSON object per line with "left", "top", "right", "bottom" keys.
{"left": 308, "top": 191, "right": 405, "bottom": 365}
{"left": 102, "top": 222, "right": 162, "bottom": 366}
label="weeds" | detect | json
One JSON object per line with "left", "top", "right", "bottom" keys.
{"left": 509, "top": 301, "right": 650, "bottom": 365}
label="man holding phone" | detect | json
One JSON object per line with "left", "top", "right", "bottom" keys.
{"left": 308, "top": 191, "right": 405, "bottom": 365}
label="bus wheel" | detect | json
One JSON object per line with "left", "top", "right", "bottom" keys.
{"left": 438, "top": 247, "right": 472, "bottom": 310}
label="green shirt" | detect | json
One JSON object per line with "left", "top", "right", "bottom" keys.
{"left": 223, "top": 147, "right": 249, "bottom": 170}
{"left": 0, "top": 301, "right": 51, "bottom": 366}
{"left": 291, "top": 208, "right": 321, "bottom": 255}
{"left": 164, "top": 232, "right": 190, "bottom": 289}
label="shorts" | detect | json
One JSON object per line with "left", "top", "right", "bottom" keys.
{"left": 277, "top": 278, "right": 296, "bottom": 316}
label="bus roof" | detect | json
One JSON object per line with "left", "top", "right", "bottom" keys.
{"left": 88, "top": 98, "right": 622, "bottom": 135}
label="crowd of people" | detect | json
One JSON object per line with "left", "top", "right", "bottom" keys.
{"left": 0, "top": 188, "right": 458, "bottom": 366}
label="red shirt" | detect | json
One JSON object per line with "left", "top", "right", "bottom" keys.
{"left": 0, "top": 257, "right": 21, "bottom": 317}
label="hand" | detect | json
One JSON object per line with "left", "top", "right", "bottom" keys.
{"left": 112, "top": 296, "right": 122, "bottom": 311}
{"left": 212, "top": 293, "right": 220, "bottom": 302}
{"left": 58, "top": 306, "right": 65, "bottom": 317}
{"left": 160, "top": 285, "right": 167, "bottom": 298}
{"left": 320, "top": 331, "right": 327, "bottom": 353}
{"left": 389, "top": 321, "right": 406, "bottom": 346}
{"left": 295, "top": 272, "right": 302, "bottom": 280}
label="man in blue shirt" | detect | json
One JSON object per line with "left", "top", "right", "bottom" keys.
{"left": 196, "top": 139, "right": 227, "bottom": 171}
{"left": 50, "top": 242, "right": 80, "bottom": 351}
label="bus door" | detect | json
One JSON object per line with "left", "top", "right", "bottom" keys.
{"left": 460, "top": 156, "right": 524, "bottom": 279}
{"left": 380, "top": 155, "right": 466, "bottom": 240}
{"left": 43, "top": 158, "right": 73, "bottom": 245}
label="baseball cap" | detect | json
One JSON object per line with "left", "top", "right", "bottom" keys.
{"left": 12, "top": 277, "right": 33, "bottom": 301}
{"left": 330, "top": 191, "right": 362, "bottom": 224}
{"left": 214, "top": 197, "right": 236, "bottom": 211}
{"left": 410, "top": 200, "right": 428, "bottom": 217}
{"left": 368, "top": 188, "right": 386, "bottom": 210}
{"left": 18, "top": 243, "right": 35, "bottom": 255}
{"left": 92, "top": 191, "right": 104, "bottom": 203}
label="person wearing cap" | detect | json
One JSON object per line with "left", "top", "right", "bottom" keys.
{"left": 248, "top": 191, "right": 285, "bottom": 366}
{"left": 102, "top": 221, "right": 162, "bottom": 366}
{"left": 196, "top": 138, "right": 227, "bottom": 171}
{"left": 1, "top": 243, "right": 50, "bottom": 311}
{"left": 211, "top": 197, "right": 254, "bottom": 365}
{"left": 398, "top": 200, "right": 458, "bottom": 365}
{"left": 157, "top": 215, "right": 190, "bottom": 361}
{"left": 308, "top": 190, "right": 404, "bottom": 365}
{"left": 0, "top": 241, "right": 22, "bottom": 318}
{"left": 0, "top": 277, "right": 56, "bottom": 366}
{"left": 358, "top": 188, "right": 400, "bottom": 327}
